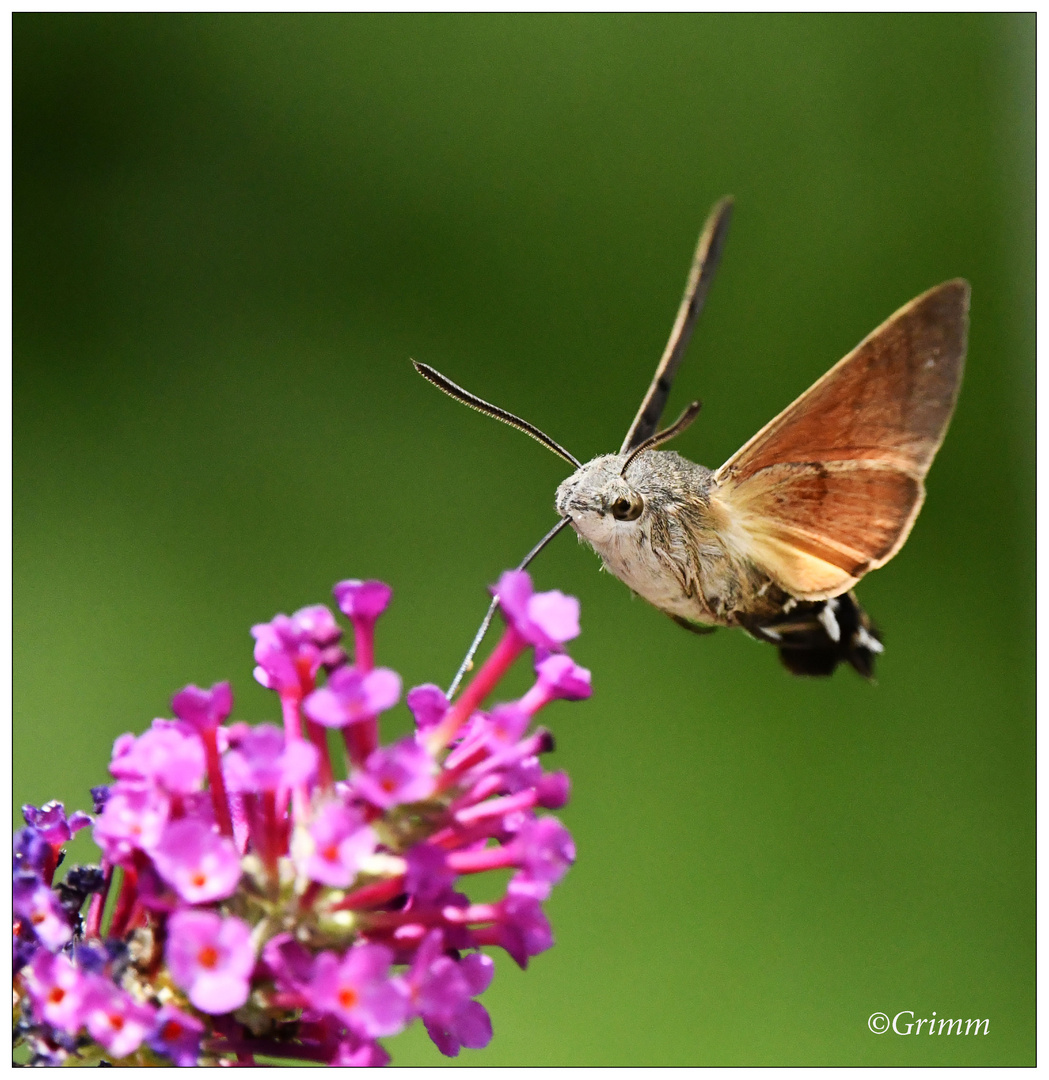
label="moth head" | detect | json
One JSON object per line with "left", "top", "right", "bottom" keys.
{"left": 554, "top": 454, "right": 651, "bottom": 544}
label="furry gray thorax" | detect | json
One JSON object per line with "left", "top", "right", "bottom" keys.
{"left": 554, "top": 449, "right": 781, "bottom": 627}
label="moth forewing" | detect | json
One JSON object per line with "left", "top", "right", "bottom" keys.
{"left": 709, "top": 279, "right": 968, "bottom": 600}
{"left": 713, "top": 279, "right": 969, "bottom": 485}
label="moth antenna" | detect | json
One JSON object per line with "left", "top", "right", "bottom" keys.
{"left": 621, "top": 400, "right": 703, "bottom": 478}
{"left": 620, "top": 195, "right": 734, "bottom": 453}
{"left": 413, "top": 361, "right": 582, "bottom": 469}
{"left": 446, "top": 516, "right": 572, "bottom": 699}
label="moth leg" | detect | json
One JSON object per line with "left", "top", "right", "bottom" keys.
{"left": 669, "top": 613, "right": 718, "bottom": 636}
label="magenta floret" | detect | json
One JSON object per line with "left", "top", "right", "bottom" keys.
{"left": 166, "top": 909, "right": 255, "bottom": 1015}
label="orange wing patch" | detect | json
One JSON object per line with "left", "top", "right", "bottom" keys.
{"left": 712, "top": 460, "right": 924, "bottom": 599}
{"left": 712, "top": 280, "right": 967, "bottom": 601}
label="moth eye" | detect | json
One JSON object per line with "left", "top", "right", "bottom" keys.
{"left": 610, "top": 492, "right": 644, "bottom": 522}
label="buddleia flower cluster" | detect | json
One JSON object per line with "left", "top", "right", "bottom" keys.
{"left": 13, "top": 571, "right": 587, "bottom": 1066}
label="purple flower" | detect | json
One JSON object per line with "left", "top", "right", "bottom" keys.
{"left": 493, "top": 570, "right": 580, "bottom": 649}
{"left": 404, "top": 843, "right": 456, "bottom": 904}
{"left": 333, "top": 580, "right": 392, "bottom": 623}
{"left": 148, "top": 1004, "right": 205, "bottom": 1067}
{"left": 334, "top": 581, "right": 394, "bottom": 672}
{"left": 308, "top": 944, "right": 409, "bottom": 1038}
{"left": 292, "top": 604, "right": 343, "bottom": 647}
{"left": 513, "top": 816, "right": 575, "bottom": 888}
{"left": 251, "top": 616, "right": 322, "bottom": 698}
{"left": 109, "top": 720, "right": 206, "bottom": 794}
{"left": 13, "top": 827, "right": 52, "bottom": 881}
{"left": 461, "top": 951, "right": 495, "bottom": 997}
{"left": 354, "top": 739, "right": 436, "bottom": 809}
{"left": 521, "top": 654, "right": 592, "bottom": 711}
{"left": 425, "top": 999, "right": 493, "bottom": 1057}
{"left": 497, "top": 894, "right": 554, "bottom": 968}
{"left": 303, "top": 666, "right": 401, "bottom": 729}
{"left": 166, "top": 910, "right": 255, "bottom": 1014}
{"left": 480, "top": 704, "right": 531, "bottom": 750}
{"left": 402, "top": 933, "right": 466, "bottom": 1019}
{"left": 22, "top": 950, "right": 85, "bottom": 1032}
{"left": 261, "top": 933, "right": 314, "bottom": 995}
{"left": 411, "top": 944, "right": 494, "bottom": 1057}
{"left": 223, "top": 723, "right": 318, "bottom": 793}
{"left": 296, "top": 802, "right": 376, "bottom": 888}
{"left": 151, "top": 819, "right": 242, "bottom": 904}
{"left": 406, "top": 684, "right": 449, "bottom": 732}
{"left": 171, "top": 681, "right": 233, "bottom": 734}
{"left": 14, "top": 878, "right": 72, "bottom": 950}
{"left": 331, "top": 1034, "right": 391, "bottom": 1066}
{"left": 80, "top": 977, "right": 156, "bottom": 1059}
{"left": 536, "top": 770, "right": 571, "bottom": 809}
{"left": 93, "top": 784, "right": 170, "bottom": 864}
{"left": 22, "top": 802, "right": 91, "bottom": 847}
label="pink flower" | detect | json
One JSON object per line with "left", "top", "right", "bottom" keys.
{"left": 22, "top": 950, "right": 85, "bottom": 1032}
{"left": 251, "top": 617, "right": 322, "bottom": 698}
{"left": 151, "top": 819, "right": 242, "bottom": 903}
{"left": 292, "top": 604, "right": 343, "bottom": 647}
{"left": 297, "top": 802, "right": 377, "bottom": 888}
{"left": 521, "top": 654, "right": 592, "bottom": 712}
{"left": 493, "top": 570, "right": 580, "bottom": 649}
{"left": 93, "top": 783, "right": 170, "bottom": 864}
{"left": 109, "top": 720, "right": 206, "bottom": 794}
{"left": 303, "top": 666, "right": 401, "bottom": 729}
{"left": 171, "top": 681, "right": 233, "bottom": 734}
{"left": 166, "top": 910, "right": 255, "bottom": 1014}
{"left": 407, "top": 937, "right": 494, "bottom": 1057}
{"left": 333, "top": 581, "right": 394, "bottom": 672}
{"left": 406, "top": 684, "right": 449, "bottom": 732}
{"left": 148, "top": 1005, "right": 205, "bottom": 1067}
{"left": 223, "top": 723, "right": 318, "bottom": 793}
{"left": 355, "top": 739, "right": 436, "bottom": 809}
{"left": 308, "top": 944, "right": 409, "bottom": 1038}
{"left": 14, "top": 879, "right": 72, "bottom": 950}
{"left": 14, "top": 569, "right": 584, "bottom": 1065}
{"left": 333, "top": 580, "right": 392, "bottom": 623}
{"left": 80, "top": 977, "right": 157, "bottom": 1059}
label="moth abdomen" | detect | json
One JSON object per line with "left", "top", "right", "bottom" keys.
{"left": 744, "top": 593, "right": 883, "bottom": 679}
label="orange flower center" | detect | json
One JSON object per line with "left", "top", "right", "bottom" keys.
{"left": 380, "top": 778, "right": 396, "bottom": 793}
{"left": 337, "top": 987, "right": 359, "bottom": 1010}
{"left": 48, "top": 987, "right": 66, "bottom": 1005}
{"left": 108, "top": 1014, "right": 125, "bottom": 1032}
{"left": 197, "top": 945, "right": 220, "bottom": 969}
{"left": 191, "top": 871, "right": 208, "bottom": 888}
{"left": 322, "top": 844, "right": 339, "bottom": 862}
{"left": 31, "top": 912, "right": 46, "bottom": 926}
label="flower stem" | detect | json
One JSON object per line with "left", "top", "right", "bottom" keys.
{"left": 200, "top": 728, "right": 234, "bottom": 837}
{"left": 342, "top": 719, "right": 377, "bottom": 770}
{"left": 305, "top": 720, "right": 334, "bottom": 793}
{"left": 280, "top": 695, "right": 311, "bottom": 819}
{"left": 84, "top": 861, "right": 113, "bottom": 938}
{"left": 107, "top": 865, "right": 138, "bottom": 940}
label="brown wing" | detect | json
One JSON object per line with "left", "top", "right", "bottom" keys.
{"left": 710, "top": 279, "right": 969, "bottom": 600}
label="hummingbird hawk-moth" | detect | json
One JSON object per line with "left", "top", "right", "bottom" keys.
{"left": 415, "top": 197, "right": 968, "bottom": 686}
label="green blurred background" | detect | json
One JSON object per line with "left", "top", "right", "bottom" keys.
{"left": 14, "top": 13, "right": 1034, "bottom": 1065}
